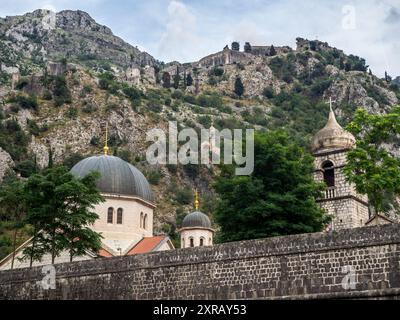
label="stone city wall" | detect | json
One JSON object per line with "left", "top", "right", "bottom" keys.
{"left": 1, "top": 223, "right": 400, "bottom": 300}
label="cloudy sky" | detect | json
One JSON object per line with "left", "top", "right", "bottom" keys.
{"left": 0, "top": 0, "right": 399, "bottom": 77}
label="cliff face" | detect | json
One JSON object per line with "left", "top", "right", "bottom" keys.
{"left": 0, "top": 10, "right": 400, "bottom": 242}
{"left": 0, "top": 9, "right": 156, "bottom": 75}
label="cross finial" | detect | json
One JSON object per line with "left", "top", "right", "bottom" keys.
{"left": 194, "top": 189, "right": 200, "bottom": 210}
{"left": 326, "top": 97, "right": 336, "bottom": 112}
{"left": 103, "top": 123, "right": 109, "bottom": 155}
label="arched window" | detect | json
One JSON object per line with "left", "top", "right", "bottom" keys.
{"left": 182, "top": 238, "right": 185, "bottom": 248}
{"left": 322, "top": 161, "right": 335, "bottom": 187}
{"left": 117, "top": 208, "right": 123, "bottom": 224}
{"left": 190, "top": 237, "right": 194, "bottom": 247}
{"left": 143, "top": 214, "right": 148, "bottom": 230}
{"left": 200, "top": 237, "right": 204, "bottom": 247}
{"left": 140, "top": 212, "right": 143, "bottom": 228}
{"left": 107, "top": 207, "right": 114, "bottom": 224}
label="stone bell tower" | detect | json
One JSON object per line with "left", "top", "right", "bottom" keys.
{"left": 311, "top": 100, "right": 369, "bottom": 230}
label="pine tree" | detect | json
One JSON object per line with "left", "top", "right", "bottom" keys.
{"left": 269, "top": 45, "right": 277, "bottom": 56}
{"left": 173, "top": 73, "right": 181, "bottom": 89}
{"left": 162, "top": 72, "right": 171, "bottom": 88}
{"left": 48, "top": 146, "right": 53, "bottom": 168}
{"left": 234, "top": 76, "right": 244, "bottom": 97}
{"left": 186, "top": 73, "right": 193, "bottom": 87}
{"left": 231, "top": 41, "right": 240, "bottom": 51}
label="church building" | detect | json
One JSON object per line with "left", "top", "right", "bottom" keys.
{"left": 0, "top": 145, "right": 174, "bottom": 270}
{"left": 178, "top": 191, "right": 214, "bottom": 248}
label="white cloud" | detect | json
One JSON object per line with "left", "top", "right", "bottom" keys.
{"left": 157, "top": 0, "right": 202, "bottom": 62}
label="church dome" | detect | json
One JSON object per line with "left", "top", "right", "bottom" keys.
{"left": 311, "top": 107, "right": 355, "bottom": 153}
{"left": 182, "top": 211, "right": 212, "bottom": 229}
{"left": 70, "top": 155, "right": 153, "bottom": 203}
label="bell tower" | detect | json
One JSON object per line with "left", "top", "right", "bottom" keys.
{"left": 311, "top": 99, "right": 369, "bottom": 230}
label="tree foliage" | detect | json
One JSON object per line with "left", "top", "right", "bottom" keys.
{"left": 213, "top": 130, "right": 329, "bottom": 243}
{"left": 0, "top": 177, "right": 27, "bottom": 268}
{"left": 186, "top": 73, "right": 193, "bottom": 87}
{"left": 234, "top": 76, "right": 244, "bottom": 97}
{"left": 162, "top": 72, "right": 171, "bottom": 88}
{"left": 344, "top": 106, "right": 400, "bottom": 215}
{"left": 21, "top": 166, "right": 104, "bottom": 264}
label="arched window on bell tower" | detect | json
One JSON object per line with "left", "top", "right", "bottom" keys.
{"left": 322, "top": 161, "right": 335, "bottom": 187}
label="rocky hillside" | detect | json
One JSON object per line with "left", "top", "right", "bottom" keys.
{"left": 0, "top": 10, "right": 400, "bottom": 253}
{"left": 0, "top": 9, "right": 156, "bottom": 76}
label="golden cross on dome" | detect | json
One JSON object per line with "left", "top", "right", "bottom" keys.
{"left": 103, "top": 123, "right": 109, "bottom": 155}
{"left": 194, "top": 189, "right": 200, "bottom": 210}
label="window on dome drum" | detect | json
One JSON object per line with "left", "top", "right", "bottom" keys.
{"left": 140, "top": 212, "right": 143, "bottom": 228}
{"left": 200, "top": 237, "right": 204, "bottom": 247}
{"left": 182, "top": 238, "right": 185, "bottom": 247}
{"left": 190, "top": 237, "right": 194, "bottom": 247}
{"left": 322, "top": 161, "right": 335, "bottom": 187}
{"left": 143, "top": 214, "right": 148, "bottom": 230}
{"left": 117, "top": 208, "right": 123, "bottom": 224}
{"left": 107, "top": 207, "right": 114, "bottom": 224}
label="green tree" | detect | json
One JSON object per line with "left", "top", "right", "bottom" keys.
{"left": 213, "top": 130, "right": 328, "bottom": 243}
{"left": 162, "top": 72, "right": 171, "bottom": 88}
{"left": 59, "top": 171, "right": 104, "bottom": 262}
{"left": 173, "top": 72, "right": 181, "bottom": 89}
{"left": 186, "top": 73, "right": 193, "bottom": 87}
{"left": 344, "top": 107, "right": 400, "bottom": 215}
{"left": 22, "top": 166, "right": 104, "bottom": 265}
{"left": 269, "top": 45, "right": 277, "bottom": 56}
{"left": 234, "top": 76, "right": 244, "bottom": 97}
{"left": 0, "top": 178, "right": 27, "bottom": 269}
{"left": 62, "top": 153, "right": 85, "bottom": 170}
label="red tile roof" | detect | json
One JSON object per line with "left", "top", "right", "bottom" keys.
{"left": 98, "top": 247, "right": 114, "bottom": 257}
{"left": 126, "top": 236, "right": 166, "bottom": 255}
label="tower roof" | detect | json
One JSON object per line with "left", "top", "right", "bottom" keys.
{"left": 311, "top": 106, "right": 355, "bottom": 153}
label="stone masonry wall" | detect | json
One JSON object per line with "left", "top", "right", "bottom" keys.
{"left": 314, "top": 150, "right": 369, "bottom": 230}
{"left": 1, "top": 224, "right": 400, "bottom": 300}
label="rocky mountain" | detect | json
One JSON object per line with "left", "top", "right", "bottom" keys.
{"left": 0, "top": 10, "right": 156, "bottom": 76}
{"left": 0, "top": 10, "right": 400, "bottom": 253}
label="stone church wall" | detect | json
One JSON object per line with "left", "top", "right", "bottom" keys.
{"left": 1, "top": 223, "right": 400, "bottom": 300}
{"left": 314, "top": 150, "right": 369, "bottom": 229}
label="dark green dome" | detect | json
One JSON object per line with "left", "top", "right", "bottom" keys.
{"left": 70, "top": 155, "right": 153, "bottom": 203}
{"left": 182, "top": 211, "right": 212, "bottom": 229}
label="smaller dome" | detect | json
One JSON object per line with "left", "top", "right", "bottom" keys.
{"left": 182, "top": 211, "right": 212, "bottom": 229}
{"left": 311, "top": 107, "right": 355, "bottom": 153}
